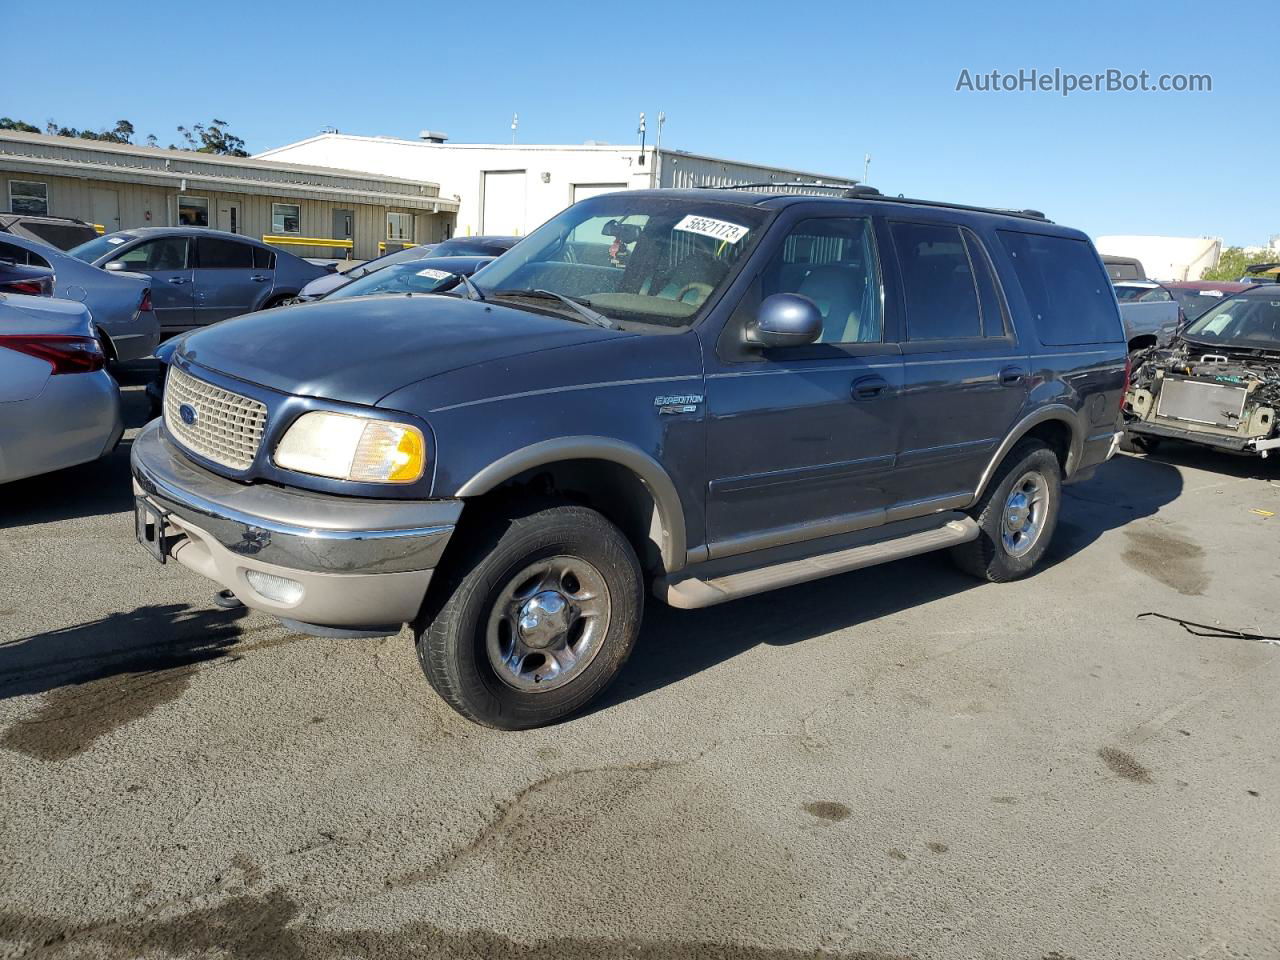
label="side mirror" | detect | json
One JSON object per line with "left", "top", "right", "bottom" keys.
{"left": 104, "top": 261, "right": 127, "bottom": 272}
{"left": 744, "top": 293, "right": 823, "bottom": 348}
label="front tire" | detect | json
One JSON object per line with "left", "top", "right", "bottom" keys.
{"left": 415, "top": 504, "right": 644, "bottom": 729}
{"left": 951, "top": 439, "right": 1061, "bottom": 582}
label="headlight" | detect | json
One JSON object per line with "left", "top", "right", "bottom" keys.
{"left": 274, "top": 411, "right": 426, "bottom": 483}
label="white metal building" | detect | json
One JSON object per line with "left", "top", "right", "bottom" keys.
{"left": 1095, "top": 235, "right": 1223, "bottom": 282}
{"left": 256, "top": 132, "right": 857, "bottom": 238}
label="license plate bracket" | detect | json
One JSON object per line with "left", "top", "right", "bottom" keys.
{"left": 134, "top": 497, "right": 169, "bottom": 564}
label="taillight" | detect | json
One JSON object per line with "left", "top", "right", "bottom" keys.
{"left": 1120, "top": 354, "right": 1133, "bottom": 411}
{"left": 139, "top": 288, "right": 153, "bottom": 313}
{"left": 1, "top": 277, "right": 53, "bottom": 296}
{"left": 0, "top": 334, "right": 106, "bottom": 374}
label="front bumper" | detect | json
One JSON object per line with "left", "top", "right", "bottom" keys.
{"left": 1127, "top": 418, "right": 1280, "bottom": 456}
{"left": 130, "top": 420, "right": 462, "bottom": 630}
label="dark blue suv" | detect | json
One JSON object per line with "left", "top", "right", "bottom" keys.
{"left": 131, "top": 188, "right": 1127, "bottom": 728}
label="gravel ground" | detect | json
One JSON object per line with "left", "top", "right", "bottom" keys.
{"left": 1, "top": 363, "right": 1277, "bottom": 960}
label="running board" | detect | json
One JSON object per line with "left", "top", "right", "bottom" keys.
{"left": 657, "top": 517, "right": 979, "bottom": 609}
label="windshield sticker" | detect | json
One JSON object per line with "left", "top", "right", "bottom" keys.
{"left": 416, "top": 268, "right": 452, "bottom": 280}
{"left": 674, "top": 215, "right": 749, "bottom": 245}
{"left": 106, "top": 237, "right": 126, "bottom": 245}
{"left": 1200, "top": 290, "right": 1223, "bottom": 297}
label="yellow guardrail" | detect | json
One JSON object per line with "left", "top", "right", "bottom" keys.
{"left": 377, "top": 241, "right": 418, "bottom": 254}
{"left": 263, "top": 235, "right": 354, "bottom": 250}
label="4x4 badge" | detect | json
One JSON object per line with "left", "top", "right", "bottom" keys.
{"left": 654, "top": 394, "right": 703, "bottom": 415}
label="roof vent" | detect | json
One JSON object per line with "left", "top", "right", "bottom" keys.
{"left": 418, "top": 130, "right": 448, "bottom": 143}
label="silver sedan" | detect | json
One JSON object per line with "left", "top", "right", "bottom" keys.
{"left": 0, "top": 293, "right": 123, "bottom": 484}
{"left": 0, "top": 232, "right": 160, "bottom": 363}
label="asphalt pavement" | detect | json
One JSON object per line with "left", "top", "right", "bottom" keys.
{"left": 1, "top": 363, "right": 1277, "bottom": 960}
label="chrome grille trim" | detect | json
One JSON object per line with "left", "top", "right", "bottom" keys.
{"left": 164, "top": 366, "right": 268, "bottom": 471}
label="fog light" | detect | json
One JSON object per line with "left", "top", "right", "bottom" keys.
{"left": 244, "top": 569, "right": 304, "bottom": 605}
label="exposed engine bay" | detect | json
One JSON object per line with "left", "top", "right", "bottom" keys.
{"left": 1124, "top": 340, "right": 1280, "bottom": 456}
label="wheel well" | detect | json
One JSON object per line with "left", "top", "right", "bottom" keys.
{"left": 262, "top": 294, "right": 294, "bottom": 310}
{"left": 461, "top": 459, "right": 668, "bottom": 574}
{"left": 1128, "top": 335, "right": 1157, "bottom": 353}
{"left": 1022, "top": 419, "right": 1072, "bottom": 475}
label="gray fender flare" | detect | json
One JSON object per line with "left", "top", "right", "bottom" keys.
{"left": 969, "top": 404, "right": 1085, "bottom": 506}
{"left": 455, "top": 437, "right": 688, "bottom": 573}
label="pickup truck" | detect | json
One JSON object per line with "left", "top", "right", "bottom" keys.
{"left": 132, "top": 188, "right": 1127, "bottom": 728}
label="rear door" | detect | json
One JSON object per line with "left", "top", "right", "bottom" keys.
{"left": 193, "top": 236, "right": 270, "bottom": 324}
{"left": 888, "top": 220, "right": 1029, "bottom": 509}
{"left": 108, "top": 236, "right": 193, "bottom": 331}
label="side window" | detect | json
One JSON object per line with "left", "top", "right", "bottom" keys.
{"left": 962, "top": 228, "right": 1010, "bottom": 337}
{"left": 0, "top": 240, "right": 50, "bottom": 269}
{"left": 114, "top": 237, "right": 189, "bottom": 271}
{"left": 1137, "top": 287, "right": 1172, "bottom": 303}
{"left": 252, "top": 245, "right": 275, "bottom": 270}
{"left": 997, "top": 230, "right": 1123, "bottom": 345}
{"left": 890, "top": 221, "right": 981, "bottom": 340}
{"left": 759, "top": 217, "right": 882, "bottom": 344}
{"left": 197, "top": 237, "right": 253, "bottom": 269}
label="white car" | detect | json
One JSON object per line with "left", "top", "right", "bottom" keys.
{"left": 0, "top": 293, "right": 123, "bottom": 483}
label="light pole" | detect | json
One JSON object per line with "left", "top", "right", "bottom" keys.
{"left": 511, "top": 113, "right": 519, "bottom": 144}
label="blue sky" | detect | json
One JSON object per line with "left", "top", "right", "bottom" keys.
{"left": 7, "top": 0, "right": 1274, "bottom": 245}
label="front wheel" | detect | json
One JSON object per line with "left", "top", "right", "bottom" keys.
{"left": 951, "top": 439, "right": 1061, "bottom": 582}
{"left": 416, "top": 504, "right": 643, "bottom": 729}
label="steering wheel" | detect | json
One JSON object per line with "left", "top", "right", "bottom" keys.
{"left": 674, "top": 282, "right": 714, "bottom": 305}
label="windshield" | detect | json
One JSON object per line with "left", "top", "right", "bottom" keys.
{"left": 346, "top": 243, "right": 438, "bottom": 278}
{"left": 434, "top": 238, "right": 514, "bottom": 257}
{"left": 1114, "top": 284, "right": 1155, "bottom": 302}
{"left": 326, "top": 260, "right": 468, "bottom": 301}
{"left": 472, "top": 196, "right": 769, "bottom": 329}
{"left": 1183, "top": 295, "right": 1280, "bottom": 348}
{"left": 69, "top": 232, "right": 135, "bottom": 263}
{"left": 1168, "top": 288, "right": 1229, "bottom": 321}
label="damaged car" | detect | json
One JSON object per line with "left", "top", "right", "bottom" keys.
{"left": 1124, "top": 286, "right": 1280, "bottom": 457}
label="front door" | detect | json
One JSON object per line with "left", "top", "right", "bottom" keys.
{"left": 217, "top": 199, "right": 242, "bottom": 235}
{"left": 90, "top": 188, "right": 120, "bottom": 234}
{"left": 333, "top": 209, "right": 353, "bottom": 258}
{"left": 193, "top": 235, "right": 269, "bottom": 325}
{"left": 702, "top": 214, "right": 903, "bottom": 556}
{"left": 108, "top": 236, "right": 193, "bottom": 332}
{"left": 886, "top": 220, "right": 1030, "bottom": 507}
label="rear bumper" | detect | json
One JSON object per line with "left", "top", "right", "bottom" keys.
{"left": 0, "top": 370, "right": 122, "bottom": 484}
{"left": 1064, "top": 428, "right": 1123, "bottom": 484}
{"left": 130, "top": 420, "right": 462, "bottom": 629}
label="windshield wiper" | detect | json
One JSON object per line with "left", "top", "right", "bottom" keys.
{"left": 458, "top": 273, "right": 486, "bottom": 302}
{"left": 491, "top": 289, "right": 615, "bottom": 329}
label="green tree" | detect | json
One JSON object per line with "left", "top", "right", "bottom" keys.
{"left": 1202, "top": 246, "right": 1273, "bottom": 282}
{"left": 0, "top": 117, "right": 41, "bottom": 133}
{"left": 172, "top": 119, "right": 249, "bottom": 157}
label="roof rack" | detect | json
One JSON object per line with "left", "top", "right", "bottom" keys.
{"left": 708, "top": 181, "right": 1050, "bottom": 222}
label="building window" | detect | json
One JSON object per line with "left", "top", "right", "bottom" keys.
{"left": 9, "top": 180, "right": 48, "bottom": 215}
{"left": 178, "top": 196, "right": 210, "bottom": 227}
{"left": 387, "top": 212, "right": 415, "bottom": 242}
{"left": 272, "top": 203, "right": 300, "bottom": 234}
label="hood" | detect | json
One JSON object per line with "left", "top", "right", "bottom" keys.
{"left": 299, "top": 271, "right": 352, "bottom": 299}
{"left": 178, "top": 293, "right": 624, "bottom": 407}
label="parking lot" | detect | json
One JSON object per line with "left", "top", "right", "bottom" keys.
{"left": 1, "top": 364, "right": 1277, "bottom": 959}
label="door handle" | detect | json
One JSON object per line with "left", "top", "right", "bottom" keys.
{"left": 851, "top": 375, "right": 889, "bottom": 401}
{"left": 250, "top": 275, "right": 270, "bottom": 282}
{"left": 999, "top": 366, "right": 1027, "bottom": 386}
{"left": 167, "top": 277, "right": 188, "bottom": 285}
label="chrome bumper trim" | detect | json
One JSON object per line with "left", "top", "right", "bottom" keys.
{"left": 131, "top": 420, "right": 458, "bottom": 575}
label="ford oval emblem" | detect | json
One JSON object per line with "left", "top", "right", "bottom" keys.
{"left": 178, "top": 403, "right": 198, "bottom": 426}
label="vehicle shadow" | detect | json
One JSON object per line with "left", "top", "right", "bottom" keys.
{"left": 0, "top": 361, "right": 156, "bottom": 530}
{"left": 1135, "top": 438, "right": 1280, "bottom": 482}
{"left": 0, "top": 602, "right": 249, "bottom": 701}
{"left": 598, "top": 453, "right": 1185, "bottom": 714}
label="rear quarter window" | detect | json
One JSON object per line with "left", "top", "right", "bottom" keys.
{"left": 998, "top": 231, "right": 1123, "bottom": 345}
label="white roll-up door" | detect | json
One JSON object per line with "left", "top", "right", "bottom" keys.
{"left": 482, "top": 171, "right": 527, "bottom": 235}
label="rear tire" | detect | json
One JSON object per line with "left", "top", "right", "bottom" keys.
{"left": 951, "top": 440, "right": 1061, "bottom": 582}
{"left": 415, "top": 504, "right": 643, "bottom": 729}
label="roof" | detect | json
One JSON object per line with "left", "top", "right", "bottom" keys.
{"left": 0, "top": 130, "right": 458, "bottom": 212}
{"left": 257, "top": 132, "right": 857, "bottom": 185}
{"left": 110, "top": 225, "right": 277, "bottom": 244}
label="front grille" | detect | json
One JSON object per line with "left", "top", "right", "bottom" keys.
{"left": 1155, "top": 377, "right": 1248, "bottom": 428}
{"left": 164, "top": 366, "right": 268, "bottom": 470}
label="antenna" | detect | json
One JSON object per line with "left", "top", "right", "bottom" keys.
{"left": 863, "top": 154, "right": 871, "bottom": 183}
{"left": 511, "top": 113, "right": 518, "bottom": 144}
{"left": 637, "top": 112, "right": 647, "bottom": 166}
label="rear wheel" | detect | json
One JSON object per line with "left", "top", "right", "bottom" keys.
{"left": 416, "top": 504, "right": 643, "bottom": 729}
{"left": 951, "top": 439, "right": 1061, "bottom": 582}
